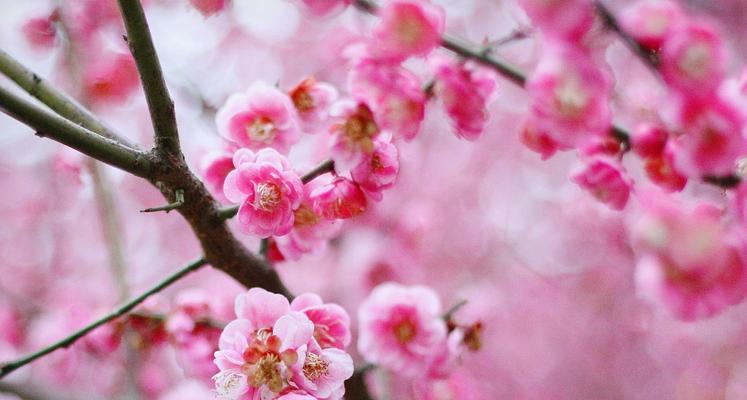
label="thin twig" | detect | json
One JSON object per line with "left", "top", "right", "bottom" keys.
{"left": 594, "top": 1, "right": 661, "bottom": 71}
{"left": 117, "top": 0, "right": 181, "bottom": 156}
{"left": 0, "top": 85, "right": 151, "bottom": 178}
{"left": 141, "top": 188, "right": 185, "bottom": 213}
{"left": 0, "top": 258, "right": 208, "bottom": 380}
{"left": 442, "top": 299, "right": 468, "bottom": 321}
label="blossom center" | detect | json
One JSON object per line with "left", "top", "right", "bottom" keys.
{"left": 680, "top": 42, "right": 711, "bottom": 80}
{"left": 245, "top": 353, "right": 285, "bottom": 393}
{"left": 342, "top": 105, "right": 379, "bottom": 153}
{"left": 255, "top": 182, "right": 281, "bottom": 211}
{"left": 302, "top": 352, "right": 330, "bottom": 382}
{"left": 247, "top": 117, "right": 276, "bottom": 143}
{"left": 392, "top": 319, "right": 417, "bottom": 344}
{"left": 554, "top": 77, "right": 589, "bottom": 119}
{"left": 294, "top": 204, "right": 320, "bottom": 227}
{"left": 291, "top": 89, "right": 315, "bottom": 114}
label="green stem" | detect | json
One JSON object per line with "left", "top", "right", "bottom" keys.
{"left": 0, "top": 85, "right": 151, "bottom": 178}
{"left": 141, "top": 188, "right": 185, "bottom": 213}
{"left": 0, "top": 258, "right": 208, "bottom": 380}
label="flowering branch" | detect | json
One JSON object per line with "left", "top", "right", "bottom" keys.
{"left": 594, "top": 1, "right": 661, "bottom": 70}
{"left": 0, "top": 85, "right": 151, "bottom": 177}
{"left": 0, "top": 258, "right": 208, "bottom": 380}
{"left": 117, "top": 0, "right": 181, "bottom": 156}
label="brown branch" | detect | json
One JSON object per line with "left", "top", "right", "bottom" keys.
{"left": 117, "top": 0, "right": 181, "bottom": 156}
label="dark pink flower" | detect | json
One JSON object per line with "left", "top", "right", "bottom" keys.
{"left": 310, "top": 176, "right": 368, "bottom": 220}
{"left": 351, "top": 135, "right": 400, "bottom": 201}
{"left": 571, "top": 157, "right": 632, "bottom": 211}
{"left": 370, "top": 0, "right": 445, "bottom": 63}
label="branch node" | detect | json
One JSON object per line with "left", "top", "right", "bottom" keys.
{"left": 141, "top": 188, "right": 184, "bottom": 213}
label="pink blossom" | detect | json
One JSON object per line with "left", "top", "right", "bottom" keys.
{"left": 275, "top": 178, "right": 342, "bottom": 261}
{"left": 357, "top": 283, "right": 448, "bottom": 377}
{"left": 200, "top": 150, "right": 235, "bottom": 203}
{"left": 288, "top": 78, "right": 339, "bottom": 131}
{"left": 328, "top": 100, "right": 381, "bottom": 171}
{"left": 370, "top": 0, "right": 445, "bottom": 63}
{"left": 22, "top": 15, "right": 58, "bottom": 49}
{"left": 621, "top": 0, "right": 684, "bottom": 51}
{"left": 670, "top": 97, "right": 747, "bottom": 177}
{"left": 643, "top": 145, "right": 688, "bottom": 192}
{"left": 517, "top": 0, "right": 594, "bottom": 41}
{"left": 660, "top": 21, "right": 726, "bottom": 98}
{"left": 571, "top": 157, "right": 632, "bottom": 211}
{"left": 290, "top": 339, "right": 354, "bottom": 398}
{"left": 223, "top": 148, "right": 303, "bottom": 238}
{"left": 84, "top": 52, "right": 140, "bottom": 103}
{"left": 631, "top": 123, "right": 669, "bottom": 158}
{"left": 310, "top": 176, "right": 368, "bottom": 220}
{"left": 348, "top": 59, "right": 425, "bottom": 141}
{"left": 351, "top": 135, "right": 400, "bottom": 201}
{"left": 189, "top": 0, "right": 227, "bottom": 16}
{"left": 527, "top": 45, "right": 612, "bottom": 148}
{"left": 216, "top": 81, "right": 301, "bottom": 154}
{"left": 431, "top": 56, "right": 497, "bottom": 141}
{"left": 519, "top": 117, "right": 567, "bottom": 160}
{"left": 296, "top": 0, "right": 351, "bottom": 16}
{"left": 291, "top": 293, "right": 352, "bottom": 350}
{"left": 631, "top": 192, "right": 747, "bottom": 320}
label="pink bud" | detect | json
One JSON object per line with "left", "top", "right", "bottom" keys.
{"left": 310, "top": 177, "right": 367, "bottom": 219}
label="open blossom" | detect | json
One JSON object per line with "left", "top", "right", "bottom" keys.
{"left": 527, "top": 45, "right": 611, "bottom": 148}
{"left": 660, "top": 21, "right": 726, "bottom": 98}
{"left": 328, "top": 100, "right": 381, "bottom": 172}
{"left": 431, "top": 56, "right": 497, "bottom": 141}
{"left": 217, "top": 81, "right": 301, "bottom": 154}
{"left": 288, "top": 78, "right": 338, "bottom": 131}
{"left": 571, "top": 157, "right": 632, "bottom": 211}
{"left": 84, "top": 52, "right": 140, "bottom": 103}
{"left": 370, "top": 0, "right": 445, "bottom": 62}
{"left": 275, "top": 177, "right": 342, "bottom": 261}
{"left": 291, "top": 293, "right": 352, "bottom": 350}
{"left": 213, "top": 289, "right": 353, "bottom": 399}
{"left": 351, "top": 135, "right": 399, "bottom": 201}
{"left": 22, "top": 14, "right": 58, "bottom": 49}
{"left": 517, "top": 0, "right": 594, "bottom": 41}
{"left": 621, "top": 0, "right": 684, "bottom": 51}
{"left": 670, "top": 97, "right": 747, "bottom": 177}
{"left": 223, "top": 148, "right": 303, "bottom": 238}
{"left": 631, "top": 191, "right": 747, "bottom": 320}
{"left": 200, "top": 150, "right": 235, "bottom": 203}
{"left": 310, "top": 176, "right": 367, "bottom": 220}
{"left": 357, "top": 283, "right": 448, "bottom": 377}
{"left": 348, "top": 59, "right": 425, "bottom": 141}
{"left": 644, "top": 144, "right": 688, "bottom": 193}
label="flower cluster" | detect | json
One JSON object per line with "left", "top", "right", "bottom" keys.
{"left": 213, "top": 288, "right": 354, "bottom": 399}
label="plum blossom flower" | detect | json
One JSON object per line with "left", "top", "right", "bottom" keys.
{"left": 370, "top": 0, "right": 445, "bottom": 63}
{"left": 291, "top": 293, "right": 352, "bottom": 350}
{"left": 431, "top": 56, "right": 498, "bottom": 141}
{"left": 517, "top": 0, "right": 594, "bottom": 41}
{"left": 217, "top": 81, "right": 301, "bottom": 154}
{"left": 631, "top": 191, "right": 747, "bottom": 320}
{"left": 328, "top": 100, "right": 381, "bottom": 171}
{"left": 348, "top": 59, "right": 425, "bottom": 141}
{"left": 214, "top": 289, "right": 353, "bottom": 399}
{"left": 644, "top": 144, "right": 688, "bottom": 192}
{"left": 527, "top": 45, "right": 612, "bottom": 148}
{"left": 84, "top": 52, "right": 140, "bottom": 103}
{"left": 310, "top": 177, "right": 368, "bottom": 220}
{"left": 223, "top": 148, "right": 303, "bottom": 237}
{"left": 275, "top": 178, "right": 342, "bottom": 261}
{"left": 571, "top": 157, "right": 632, "bottom": 211}
{"left": 200, "top": 150, "right": 235, "bottom": 203}
{"left": 519, "top": 117, "right": 568, "bottom": 160}
{"left": 357, "top": 283, "right": 448, "bottom": 377}
{"left": 660, "top": 21, "right": 726, "bottom": 98}
{"left": 288, "top": 78, "right": 339, "bottom": 131}
{"left": 351, "top": 135, "right": 400, "bottom": 201}
{"left": 631, "top": 123, "right": 669, "bottom": 159}
{"left": 670, "top": 97, "right": 747, "bottom": 177}
{"left": 621, "top": 0, "right": 684, "bottom": 51}
{"left": 22, "top": 14, "right": 58, "bottom": 49}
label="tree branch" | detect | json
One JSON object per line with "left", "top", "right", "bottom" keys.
{"left": 0, "top": 85, "right": 151, "bottom": 178}
{"left": 0, "top": 49, "right": 136, "bottom": 147}
{"left": 594, "top": 1, "right": 661, "bottom": 71}
{"left": 117, "top": 0, "right": 180, "bottom": 156}
{"left": 0, "top": 258, "right": 208, "bottom": 380}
